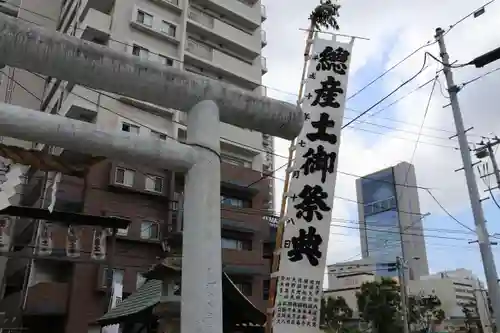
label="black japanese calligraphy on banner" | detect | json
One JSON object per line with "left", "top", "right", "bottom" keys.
{"left": 273, "top": 276, "right": 322, "bottom": 328}
{"left": 273, "top": 37, "right": 353, "bottom": 333}
{"left": 293, "top": 185, "right": 331, "bottom": 222}
{"left": 313, "top": 46, "right": 350, "bottom": 74}
{"left": 284, "top": 226, "right": 323, "bottom": 266}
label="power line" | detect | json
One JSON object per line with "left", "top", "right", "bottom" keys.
{"left": 12, "top": 1, "right": 497, "bottom": 142}
{"left": 346, "top": 41, "right": 436, "bottom": 101}
{"left": 459, "top": 66, "right": 500, "bottom": 88}
{"left": 7, "top": 70, "right": 464, "bottom": 193}
{"left": 4, "top": 70, "right": 476, "bottom": 235}
{"left": 345, "top": 0, "right": 497, "bottom": 102}
{"left": 342, "top": 53, "right": 432, "bottom": 129}
{"left": 4, "top": 70, "right": 457, "bottom": 205}
{"left": 425, "top": 188, "right": 476, "bottom": 233}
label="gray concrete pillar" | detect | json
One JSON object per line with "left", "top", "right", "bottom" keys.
{"left": 181, "top": 100, "right": 222, "bottom": 333}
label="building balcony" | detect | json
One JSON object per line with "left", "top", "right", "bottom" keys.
{"left": 24, "top": 282, "right": 69, "bottom": 315}
{"left": 200, "top": 0, "right": 261, "bottom": 30}
{"left": 260, "top": 4, "right": 266, "bottom": 21}
{"left": 57, "top": 85, "right": 99, "bottom": 122}
{"left": 5, "top": 248, "right": 30, "bottom": 279}
{"left": 76, "top": 8, "right": 111, "bottom": 43}
{"left": 0, "top": 282, "right": 69, "bottom": 317}
{"left": 0, "top": 0, "right": 20, "bottom": 17}
{"left": 184, "top": 38, "right": 261, "bottom": 88}
{"left": 82, "top": 0, "right": 115, "bottom": 16}
{"left": 221, "top": 161, "right": 269, "bottom": 193}
{"left": 187, "top": 6, "right": 261, "bottom": 58}
{"left": 148, "top": 0, "right": 182, "bottom": 13}
{"left": 130, "top": 6, "right": 180, "bottom": 45}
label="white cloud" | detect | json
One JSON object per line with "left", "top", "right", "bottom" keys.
{"left": 263, "top": 0, "right": 500, "bottom": 267}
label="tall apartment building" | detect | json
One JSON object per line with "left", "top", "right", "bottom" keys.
{"left": 356, "top": 162, "right": 429, "bottom": 279}
{"left": 0, "top": 0, "right": 273, "bottom": 332}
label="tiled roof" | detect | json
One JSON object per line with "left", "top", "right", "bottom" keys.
{"left": 98, "top": 279, "right": 162, "bottom": 326}
{"left": 98, "top": 266, "right": 266, "bottom": 327}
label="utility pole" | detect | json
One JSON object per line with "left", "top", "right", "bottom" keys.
{"left": 435, "top": 27, "right": 500, "bottom": 329}
{"left": 397, "top": 256, "right": 410, "bottom": 333}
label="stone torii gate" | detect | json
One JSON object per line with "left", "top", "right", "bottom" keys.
{"left": 0, "top": 13, "right": 303, "bottom": 333}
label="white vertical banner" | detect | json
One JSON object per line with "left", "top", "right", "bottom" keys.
{"left": 103, "top": 272, "right": 123, "bottom": 333}
{"left": 0, "top": 216, "right": 12, "bottom": 252}
{"left": 66, "top": 225, "right": 81, "bottom": 258}
{"left": 0, "top": 157, "right": 25, "bottom": 210}
{"left": 272, "top": 37, "right": 353, "bottom": 332}
{"left": 37, "top": 221, "right": 53, "bottom": 256}
{"left": 91, "top": 228, "right": 107, "bottom": 260}
{"left": 47, "top": 172, "right": 62, "bottom": 213}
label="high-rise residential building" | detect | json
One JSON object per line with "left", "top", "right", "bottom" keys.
{"left": 356, "top": 162, "right": 429, "bottom": 279}
{"left": 0, "top": 0, "right": 272, "bottom": 332}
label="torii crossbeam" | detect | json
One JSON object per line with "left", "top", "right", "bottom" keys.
{"left": 0, "top": 12, "right": 304, "bottom": 333}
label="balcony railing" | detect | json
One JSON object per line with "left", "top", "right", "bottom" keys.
{"left": 185, "top": 39, "right": 214, "bottom": 61}
{"left": 188, "top": 7, "right": 214, "bottom": 29}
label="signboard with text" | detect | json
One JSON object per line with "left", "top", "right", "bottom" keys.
{"left": 272, "top": 37, "right": 353, "bottom": 333}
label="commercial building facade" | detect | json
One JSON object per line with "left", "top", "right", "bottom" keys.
{"left": 325, "top": 267, "right": 492, "bottom": 333}
{"left": 355, "top": 162, "right": 429, "bottom": 279}
{"left": 409, "top": 269, "right": 492, "bottom": 333}
{"left": 0, "top": 0, "right": 273, "bottom": 332}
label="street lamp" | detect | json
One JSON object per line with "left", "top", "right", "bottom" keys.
{"left": 468, "top": 46, "right": 500, "bottom": 68}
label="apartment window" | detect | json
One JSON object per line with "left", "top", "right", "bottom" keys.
{"left": 234, "top": 280, "right": 252, "bottom": 296}
{"left": 158, "top": 55, "right": 174, "bottom": 67}
{"left": 122, "top": 122, "right": 140, "bottom": 134}
{"left": 161, "top": 21, "right": 176, "bottom": 37}
{"left": 136, "top": 272, "right": 147, "bottom": 290}
{"left": 222, "top": 237, "right": 252, "bottom": 251}
{"left": 136, "top": 10, "right": 153, "bottom": 27}
{"left": 132, "top": 45, "right": 149, "bottom": 60}
{"left": 263, "top": 279, "right": 270, "bottom": 300}
{"left": 220, "top": 195, "right": 251, "bottom": 208}
{"left": 115, "top": 167, "right": 135, "bottom": 187}
{"left": 101, "top": 268, "right": 124, "bottom": 288}
{"left": 141, "top": 221, "right": 160, "bottom": 240}
{"left": 145, "top": 175, "right": 163, "bottom": 193}
{"left": 221, "top": 154, "right": 252, "bottom": 168}
{"left": 151, "top": 130, "right": 167, "bottom": 140}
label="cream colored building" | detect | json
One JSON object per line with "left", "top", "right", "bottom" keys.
{"left": 325, "top": 266, "right": 492, "bottom": 333}
{"left": 409, "top": 269, "right": 492, "bottom": 333}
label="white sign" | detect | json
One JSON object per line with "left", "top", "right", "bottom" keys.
{"left": 66, "top": 225, "right": 81, "bottom": 258}
{"left": 91, "top": 228, "right": 107, "bottom": 260}
{"left": 103, "top": 272, "right": 123, "bottom": 333}
{"left": 272, "top": 37, "right": 353, "bottom": 333}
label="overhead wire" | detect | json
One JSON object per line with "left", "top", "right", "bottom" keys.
{"left": 5, "top": 70, "right": 464, "bottom": 192}
{"left": 341, "top": 53, "right": 432, "bottom": 129}
{"left": 3, "top": 70, "right": 479, "bottom": 237}
{"left": 10, "top": 2, "right": 495, "bottom": 143}
{"left": 5, "top": 3, "right": 496, "bottom": 240}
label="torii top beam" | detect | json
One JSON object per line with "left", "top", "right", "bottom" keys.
{"left": 0, "top": 13, "right": 303, "bottom": 140}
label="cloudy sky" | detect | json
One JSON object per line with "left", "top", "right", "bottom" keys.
{"left": 261, "top": 0, "right": 500, "bottom": 283}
